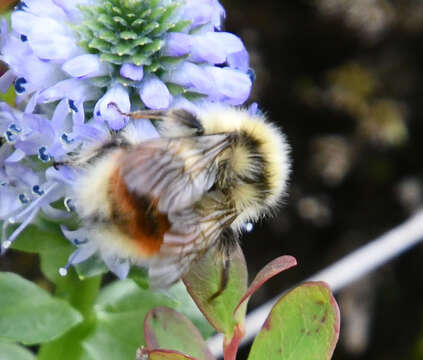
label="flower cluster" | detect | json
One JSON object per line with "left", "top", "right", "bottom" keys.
{"left": 0, "top": 0, "right": 253, "bottom": 278}
{"left": 0, "top": 0, "right": 251, "bottom": 129}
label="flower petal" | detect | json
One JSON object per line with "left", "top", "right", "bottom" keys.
{"left": 67, "top": 243, "right": 97, "bottom": 264}
{"left": 120, "top": 63, "right": 144, "bottom": 81}
{"left": 103, "top": 256, "right": 130, "bottom": 279}
{"left": 0, "top": 70, "right": 16, "bottom": 93}
{"left": 164, "top": 62, "right": 214, "bottom": 95}
{"left": 121, "top": 119, "right": 159, "bottom": 144}
{"left": 39, "top": 78, "right": 101, "bottom": 103}
{"left": 227, "top": 49, "right": 249, "bottom": 72}
{"left": 30, "top": 34, "right": 80, "bottom": 61}
{"left": 61, "top": 225, "right": 90, "bottom": 245}
{"left": 190, "top": 32, "right": 226, "bottom": 64}
{"left": 138, "top": 75, "right": 172, "bottom": 110}
{"left": 63, "top": 54, "right": 110, "bottom": 78}
{"left": 171, "top": 95, "right": 199, "bottom": 115}
{"left": 163, "top": 33, "right": 192, "bottom": 57}
{"left": 94, "top": 84, "right": 130, "bottom": 130}
{"left": 205, "top": 66, "right": 252, "bottom": 105}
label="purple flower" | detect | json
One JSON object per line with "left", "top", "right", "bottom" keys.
{"left": 0, "top": 0, "right": 252, "bottom": 131}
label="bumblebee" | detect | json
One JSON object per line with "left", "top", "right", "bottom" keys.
{"left": 71, "top": 103, "right": 290, "bottom": 292}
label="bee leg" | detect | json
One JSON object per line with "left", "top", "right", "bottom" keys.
{"left": 209, "top": 257, "right": 230, "bottom": 301}
{"left": 107, "top": 102, "right": 166, "bottom": 120}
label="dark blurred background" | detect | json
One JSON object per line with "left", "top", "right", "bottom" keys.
{"left": 2, "top": 0, "right": 423, "bottom": 359}
{"left": 220, "top": 0, "right": 423, "bottom": 359}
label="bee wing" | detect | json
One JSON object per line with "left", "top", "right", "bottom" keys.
{"left": 120, "top": 134, "right": 233, "bottom": 213}
{"left": 148, "top": 200, "right": 237, "bottom": 289}
{"left": 119, "top": 134, "right": 237, "bottom": 288}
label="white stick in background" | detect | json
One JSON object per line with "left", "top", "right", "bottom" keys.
{"left": 207, "top": 210, "right": 423, "bottom": 358}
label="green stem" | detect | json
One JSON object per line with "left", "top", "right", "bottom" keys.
{"left": 38, "top": 272, "right": 102, "bottom": 360}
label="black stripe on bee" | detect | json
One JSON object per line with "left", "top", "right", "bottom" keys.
{"left": 238, "top": 131, "right": 271, "bottom": 194}
{"left": 171, "top": 109, "right": 204, "bottom": 135}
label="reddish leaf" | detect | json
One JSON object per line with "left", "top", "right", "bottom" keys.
{"left": 137, "top": 347, "right": 200, "bottom": 360}
{"left": 234, "top": 256, "right": 297, "bottom": 318}
{"left": 144, "top": 307, "right": 215, "bottom": 360}
{"left": 222, "top": 323, "right": 244, "bottom": 360}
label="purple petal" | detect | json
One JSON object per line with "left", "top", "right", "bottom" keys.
{"left": 30, "top": 34, "right": 79, "bottom": 61}
{"left": 183, "top": 0, "right": 214, "bottom": 29}
{"left": 0, "top": 188, "right": 21, "bottom": 220}
{"left": 205, "top": 66, "right": 252, "bottom": 105}
{"left": 39, "top": 78, "right": 101, "bottom": 103}
{"left": 67, "top": 244, "right": 97, "bottom": 264}
{"left": 45, "top": 166, "right": 77, "bottom": 184}
{"left": 122, "top": 119, "right": 160, "bottom": 143}
{"left": 94, "top": 84, "right": 130, "bottom": 130}
{"left": 227, "top": 49, "right": 249, "bottom": 72}
{"left": 190, "top": 32, "right": 226, "bottom": 64}
{"left": 52, "top": 0, "right": 91, "bottom": 22}
{"left": 24, "top": 91, "right": 40, "bottom": 114}
{"left": 51, "top": 99, "right": 71, "bottom": 132}
{"left": 5, "top": 164, "right": 39, "bottom": 187}
{"left": 171, "top": 95, "right": 199, "bottom": 115}
{"left": 61, "top": 225, "right": 90, "bottom": 245}
{"left": 72, "top": 122, "right": 109, "bottom": 143}
{"left": 0, "top": 18, "right": 9, "bottom": 48}
{"left": 12, "top": 12, "right": 78, "bottom": 61}
{"left": 0, "top": 70, "right": 16, "bottom": 93}
{"left": 120, "top": 63, "right": 144, "bottom": 81}
{"left": 23, "top": 0, "right": 68, "bottom": 23}
{"left": 138, "top": 75, "right": 172, "bottom": 110}
{"left": 163, "top": 33, "right": 192, "bottom": 57}
{"left": 211, "top": 0, "right": 226, "bottom": 29}
{"left": 63, "top": 54, "right": 110, "bottom": 78}
{"left": 5, "top": 149, "right": 26, "bottom": 163}
{"left": 2, "top": 37, "right": 64, "bottom": 90}
{"left": 164, "top": 62, "right": 214, "bottom": 95}
{"left": 248, "top": 102, "right": 258, "bottom": 115}
{"left": 103, "top": 256, "right": 130, "bottom": 279}
{"left": 213, "top": 32, "right": 245, "bottom": 54}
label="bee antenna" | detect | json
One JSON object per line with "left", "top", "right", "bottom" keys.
{"left": 107, "top": 102, "right": 166, "bottom": 120}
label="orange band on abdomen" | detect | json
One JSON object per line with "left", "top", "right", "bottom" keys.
{"left": 109, "top": 168, "right": 170, "bottom": 257}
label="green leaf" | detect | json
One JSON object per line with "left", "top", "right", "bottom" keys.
{"left": 128, "top": 266, "right": 149, "bottom": 289}
{"left": 183, "top": 243, "right": 248, "bottom": 338}
{"left": 11, "top": 223, "right": 73, "bottom": 283}
{"left": 144, "top": 307, "right": 215, "bottom": 360}
{"left": 0, "top": 272, "right": 83, "bottom": 345}
{"left": 0, "top": 341, "right": 35, "bottom": 360}
{"left": 81, "top": 280, "right": 177, "bottom": 360}
{"left": 248, "top": 282, "right": 340, "bottom": 360}
{"left": 0, "top": 84, "right": 16, "bottom": 107}
{"left": 165, "top": 282, "right": 214, "bottom": 340}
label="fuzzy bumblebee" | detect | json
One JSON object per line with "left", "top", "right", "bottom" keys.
{"left": 70, "top": 103, "right": 290, "bottom": 291}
